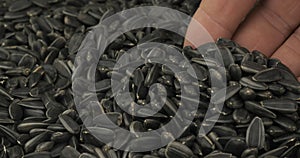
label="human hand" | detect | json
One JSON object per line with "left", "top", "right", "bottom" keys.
{"left": 184, "top": 0, "right": 300, "bottom": 80}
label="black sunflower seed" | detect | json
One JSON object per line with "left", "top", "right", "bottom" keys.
{"left": 31, "top": 0, "right": 49, "bottom": 8}
{"left": 23, "top": 152, "right": 51, "bottom": 158}
{"left": 24, "top": 131, "right": 51, "bottom": 153}
{"left": 9, "top": 99, "right": 23, "bottom": 120}
{"left": 165, "top": 141, "right": 194, "bottom": 158}
{"left": 77, "top": 13, "right": 98, "bottom": 26}
{"left": 0, "top": 85, "right": 14, "bottom": 100}
{"left": 241, "top": 60, "right": 266, "bottom": 74}
{"left": 246, "top": 117, "right": 265, "bottom": 149}
{"left": 17, "top": 122, "right": 49, "bottom": 133}
{"left": 88, "top": 79, "right": 111, "bottom": 92}
{"left": 4, "top": 11, "right": 27, "bottom": 19}
{"left": 204, "top": 151, "right": 234, "bottom": 158}
{"left": 212, "top": 126, "right": 237, "bottom": 137}
{"left": 274, "top": 116, "right": 297, "bottom": 132}
{"left": 228, "top": 64, "right": 242, "bottom": 81}
{"left": 53, "top": 59, "right": 72, "bottom": 79}
{"left": 144, "top": 64, "right": 160, "bottom": 87}
{"left": 239, "top": 87, "right": 256, "bottom": 100}
{"left": 58, "top": 114, "right": 80, "bottom": 134}
{"left": 240, "top": 77, "right": 268, "bottom": 90}
{"left": 233, "top": 108, "right": 251, "bottom": 124}
{"left": 245, "top": 101, "right": 277, "bottom": 119}
{"left": 18, "top": 99, "right": 45, "bottom": 110}
{"left": 7, "top": 145, "right": 24, "bottom": 158}
{"left": 257, "top": 145, "right": 288, "bottom": 158}
{"left": 224, "top": 138, "right": 247, "bottom": 156}
{"left": 241, "top": 148, "right": 258, "bottom": 158}
{"left": 261, "top": 99, "right": 298, "bottom": 113}
{"left": 35, "top": 141, "right": 54, "bottom": 152}
{"left": 252, "top": 68, "right": 282, "bottom": 82}
{"left": 211, "top": 84, "right": 241, "bottom": 104}
{"left": 51, "top": 132, "right": 71, "bottom": 143}
{"left": 60, "top": 146, "right": 80, "bottom": 158}
{"left": 0, "top": 124, "right": 19, "bottom": 144}
{"left": 129, "top": 137, "right": 161, "bottom": 151}
{"left": 9, "top": 0, "right": 32, "bottom": 12}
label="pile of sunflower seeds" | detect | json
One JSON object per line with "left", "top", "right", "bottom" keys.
{"left": 0, "top": 0, "right": 300, "bottom": 158}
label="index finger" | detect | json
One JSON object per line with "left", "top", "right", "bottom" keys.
{"left": 184, "top": 0, "right": 256, "bottom": 48}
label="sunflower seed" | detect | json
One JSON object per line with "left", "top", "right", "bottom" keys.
{"left": 212, "top": 126, "right": 237, "bottom": 137}
{"left": 9, "top": 99, "right": 23, "bottom": 120}
{"left": 4, "top": 11, "right": 27, "bottom": 19}
{"left": 0, "top": 85, "right": 14, "bottom": 100}
{"left": 211, "top": 84, "right": 241, "bottom": 104}
{"left": 35, "top": 141, "right": 54, "bottom": 152}
{"left": 60, "top": 145, "right": 80, "bottom": 158}
{"left": 258, "top": 145, "right": 288, "bottom": 158}
{"left": 79, "top": 153, "right": 97, "bottom": 158}
{"left": 7, "top": 145, "right": 24, "bottom": 158}
{"left": 24, "top": 131, "right": 51, "bottom": 153}
{"left": 241, "top": 60, "right": 266, "bottom": 74}
{"left": 58, "top": 114, "right": 80, "bottom": 134}
{"left": 17, "top": 122, "right": 49, "bottom": 133}
{"left": 0, "top": 124, "right": 19, "bottom": 144}
{"left": 129, "top": 137, "right": 161, "bottom": 151}
{"left": 233, "top": 108, "right": 251, "bottom": 124}
{"left": 88, "top": 79, "right": 111, "bottom": 92}
{"left": 51, "top": 132, "right": 71, "bottom": 142}
{"left": 245, "top": 101, "right": 277, "bottom": 119}
{"left": 261, "top": 99, "right": 297, "bottom": 113}
{"left": 165, "top": 141, "right": 194, "bottom": 158}
{"left": 246, "top": 117, "right": 265, "bottom": 149}
{"left": 239, "top": 87, "right": 256, "bottom": 100}
{"left": 23, "top": 152, "right": 51, "bottom": 158}
{"left": 240, "top": 77, "right": 268, "bottom": 90}
{"left": 77, "top": 13, "right": 98, "bottom": 26}
{"left": 229, "top": 64, "right": 242, "bottom": 81}
{"left": 224, "top": 138, "right": 247, "bottom": 156}
{"left": 144, "top": 64, "right": 160, "bottom": 87}
{"left": 252, "top": 68, "right": 282, "bottom": 82}
{"left": 241, "top": 148, "right": 258, "bottom": 158}
{"left": 274, "top": 116, "right": 297, "bottom": 132}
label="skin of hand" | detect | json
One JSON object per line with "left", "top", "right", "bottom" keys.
{"left": 184, "top": 0, "right": 300, "bottom": 81}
